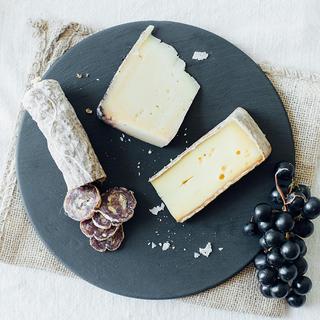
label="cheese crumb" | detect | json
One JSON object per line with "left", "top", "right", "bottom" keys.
{"left": 151, "top": 242, "right": 157, "bottom": 249}
{"left": 149, "top": 202, "right": 165, "bottom": 215}
{"left": 192, "top": 51, "right": 209, "bottom": 61}
{"left": 85, "top": 108, "right": 93, "bottom": 114}
{"left": 194, "top": 252, "right": 200, "bottom": 258}
{"left": 162, "top": 241, "right": 170, "bottom": 251}
{"left": 199, "top": 242, "right": 212, "bottom": 257}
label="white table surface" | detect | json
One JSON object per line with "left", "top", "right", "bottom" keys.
{"left": 0, "top": 1, "right": 320, "bottom": 319}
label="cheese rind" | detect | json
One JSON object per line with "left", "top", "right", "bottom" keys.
{"left": 149, "top": 108, "right": 271, "bottom": 222}
{"left": 97, "top": 25, "right": 200, "bottom": 147}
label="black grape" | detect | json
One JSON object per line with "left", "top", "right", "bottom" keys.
{"left": 280, "top": 241, "right": 300, "bottom": 261}
{"left": 286, "top": 292, "right": 306, "bottom": 307}
{"left": 292, "top": 276, "right": 312, "bottom": 295}
{"left": 302, "top": 197, "right": 320, "bottom": 220}
{"left": 254, "top": 253, "right": 269, "bottom": 270}
{"left": 278, "top": 263, "right": 298, "bottom": 282}
{"left": 293, "top": 219, "right": 314, "bottom": 238}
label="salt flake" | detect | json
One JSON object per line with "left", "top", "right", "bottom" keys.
{"left": 162, "top": 241, "right": 170, "bottom": 251}
{"left": 194, "top": 252, "right": 200, "bottom": 258}
{"left": 192, "top": 51, "right": 209, "bottom": 61}
{"left": 151, "top": 242, "right": 157, "bottom": 249}
{"left": 199, "top": 242, "right": 212, "bottom": 257}
{"left": 149, "top": 203, "right": 165, "bottom": 215}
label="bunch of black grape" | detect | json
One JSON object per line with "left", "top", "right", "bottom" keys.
{"left": 244, "top": 161, "right": 320, "bottom": 307}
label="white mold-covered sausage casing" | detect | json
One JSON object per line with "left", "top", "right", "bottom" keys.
{"left": 21, "top": 79, "right": 106, "bottom": 191}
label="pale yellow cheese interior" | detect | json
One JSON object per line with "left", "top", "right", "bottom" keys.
{"left": 100, "top": 26, "right": 200, "bottom": 147}
{"left": 150, "top": 120, "right": 264, "bottom": 222}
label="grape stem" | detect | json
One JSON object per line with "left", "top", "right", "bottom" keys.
{"left": 274, "top": 169, "right": 288, "bottom": 211}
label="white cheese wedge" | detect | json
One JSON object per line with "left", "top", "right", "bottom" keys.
{"left": 97, "top": 25, "right": 200, "bottom": 147}
{"left": 149, "top": 108, "right": 272, "bottom": 222}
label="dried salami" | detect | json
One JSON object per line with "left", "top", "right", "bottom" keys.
{"left": 22, "top": 80, "right": 106, "bottom": 191}
{"left": 93, "top": 224, "right": 119, "bottom": 241}
{"left": 63, "top": 184, "right": 101, "bottom": 221}
{"left": 99, "top": 187, "right": 136, "bottom": 223}
{"left": 79, "top": 219, "right": 95, "bottom": 238}
{"left": 92, "top": 211, "right": 112, "bottom": 229}
{"left": 89, "top": 225, "right": 125, "bottom": 252}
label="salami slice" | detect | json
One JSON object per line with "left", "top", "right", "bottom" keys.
{"left": 63, "top": 184, "right": 101, "bottom": 221}
{"left": 105, "top": 225, "right": 125, "bottom": 251}
{"left": 99, "top": 187, "right": 137, "bottom": 223}
{"left": 89, "top": 237, "right": 108, "bottom": 252}
{"left": 93, "top": 224, "right": 119, "bottom": 241}
{"left": 92, "top": 211, "right": 112, "bottom": 229}
{"left": 89, "top": 225, "right": 125, "bottom": 252}
{"left": 79, "top": 219, "right": 95, "bottom": 238}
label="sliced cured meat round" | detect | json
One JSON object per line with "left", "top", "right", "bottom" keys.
{"left": 89, "top": 237, "right": 107, "bottom": 252}
{"left": 99, "top": 187, "right": 137, "bottom": 223}
{"left": 89, "top": 226, "right": 124, "bottom": 252}
{"left": 92, "top": 211, "right": 112, "bottom": 229}
{"left": 93, "top": 224, "right": 119, "bottom": 241}
{"left": 105, "top": 225, "right": 125, "bottom": 251}
{"left": 79, "top": 219, "right": 95, "bottom": 238}
{"left": 63, "top": 184, "right": 101, "bottom": 221}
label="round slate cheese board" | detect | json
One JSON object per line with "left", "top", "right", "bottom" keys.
{"left": 16, "top": 21, "right": 294, "bottom": 299}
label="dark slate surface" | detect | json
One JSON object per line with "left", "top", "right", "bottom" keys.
{"left": 16, "top": 21, "right": 294, "bottom": 299}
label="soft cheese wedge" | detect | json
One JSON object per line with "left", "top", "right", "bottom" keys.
{"left": 149, "top": 108, "right": 272, "bottom": 222}
{"left": 97, "top": 25, "right": 200, "bottom": 147}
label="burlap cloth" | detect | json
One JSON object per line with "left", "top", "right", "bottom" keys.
{"left": 0, "top": 20, "right": 319, "bottom": 317}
